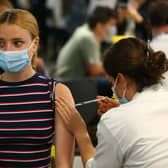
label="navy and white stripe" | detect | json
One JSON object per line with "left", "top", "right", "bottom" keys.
{"left": 0, "top": 73, "right": 56, "bottom": 167}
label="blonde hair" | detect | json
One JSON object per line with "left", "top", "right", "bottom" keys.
{"left": 0, "top": 9, "right": 39, "bottom": 69}
{"left": 0, "top": 0, "right": 13, "bottom": 9}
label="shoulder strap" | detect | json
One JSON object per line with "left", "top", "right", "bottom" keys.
{"left": 49, "top": 79, "right": 57, "bottom": 109}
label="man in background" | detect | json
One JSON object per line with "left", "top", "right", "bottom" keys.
{"left": 55, "top": 6, "right": 117, "bottom": 80}
{"left": 149, "top": 0, "right": 168, "bottom": 57}
{"left": 148, "top": 0, "right": 168, "bottom": 88}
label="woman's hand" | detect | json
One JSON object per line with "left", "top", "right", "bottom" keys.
{"left": 55, "top": 97, "right": 87, "bottom": 136}
{"left": 56, "top": 96, "right": 96, "bottom": 167}
{"left": 96, "top": 96, "right": 120, "bottom": 116}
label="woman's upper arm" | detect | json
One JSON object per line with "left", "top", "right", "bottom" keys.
{"left": 55, "top": 83, "right": 75, "bottom": 168}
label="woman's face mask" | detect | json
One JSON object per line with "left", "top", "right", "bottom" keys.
{"left": 111, "top": 75, "right": 128, "bottom": 104}
{"left": 0, "top": 41, "right": 34, "bottom": 73}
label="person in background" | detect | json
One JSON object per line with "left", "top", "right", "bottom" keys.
{"left": 56, "top": 37, "right": 168, "bottom": 168}
{"left": 65, "top": 0, "right": 89, "bottom": 35}
{"left": 55, "top": 6, "right": 117, "bottom": 80}
{"left": 149, "top": 0, "right": 168, "bottom": 57}
{"left": 0, "top": 9, "right": 74, "bottom": 167}
{"left": 46, "top": 0, "right": 88, "bottom": 67}
{"left": 130, "top": 0, "right": 151, "bottom": 41}
{"left": 116, "top": 0, "right": 151, "bottom": 40}
{"left": 87, "top": 0, "right": 118, "bottom": 14}
{"left": 148, "top": 0, "right": 168, "bottom": 90}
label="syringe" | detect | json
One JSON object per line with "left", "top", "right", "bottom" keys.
{"left": 75, "top": 97, "right": 105, "bottom": 107}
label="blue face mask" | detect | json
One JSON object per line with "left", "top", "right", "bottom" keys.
{"left": 112, "top": 76, "right": 128, "bottom": 104}
{"left": 112, "top": 88, "right": 128, "bottom": 104}
{"left": 0, "top": 42, "right": 33, "bottom": 73}
{"left": 118, "top": 97, "right": 128, "bottom": 104}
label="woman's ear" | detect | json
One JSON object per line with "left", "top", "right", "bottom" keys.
{"left": 32, "top": 36, "right": 39, "bottom": 52}
{"left": 118, "top": 73, "right": 127, "bottom": 88}
{"left": 29, "top": 37, "right": 39, "bottom": 59}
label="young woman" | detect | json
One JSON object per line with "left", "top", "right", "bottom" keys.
{"left": 0, "top": 9, "right": 74, "bottom": 167}
{"left": 56, "top": 37, "right": 168, "bottom": 168}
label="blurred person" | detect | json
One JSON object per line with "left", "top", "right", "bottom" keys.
{"left": 149, "top": 0, "right": 168, "bottom": 57}
{"left": 88, "top": 0, "right": 118, "bottom": 45}
{"left": 28, "top": 0, "right": 50, "bottom": 74}
{"left": 88, "top": 0, "right": 118, "bottom": 14}
{"left": 46, "top": 0, "right": 70, "bottom": 30}
{"left": 0, "top": 9, "right": 74, "bottom": 167}
{"left": 56, "top": 6, "right": 117, "bottom": 80}
{"left": 65, "top": 0, "right": 88, "bottom": 35}
{"left": 56, "top": 37, "right": 168, "bottom": 168}
{"left": 133, "top": 0, "right": 153, "bottom": 41}
{"left": 46, "top": 0, "right": 88, "bottom": 65}
{"left": 116, "top": 0, "right": 142, "bottom": 35}
{"left": 149, "top": 0, "right": 168, "bottom": 90}
{"left": 116, "top": 0, "right": 152, "bottom": 40}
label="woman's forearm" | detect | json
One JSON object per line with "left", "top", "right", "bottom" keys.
{"left": 75, "top": 128, "right": 96, "bottom": 167}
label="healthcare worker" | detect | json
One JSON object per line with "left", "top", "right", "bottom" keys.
{"left": 56, "top": 37, "right": 168, "bottom": 168}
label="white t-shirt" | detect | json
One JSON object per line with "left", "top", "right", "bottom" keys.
{"left": 150, "top": 33, "right": 168, "bottom": 89}
{"left": 88, "top": 0, "right": 117, "bottom": 14}
{"left": 46, "top": 0, "right": 66, "bottom": 28}
{"left": 86, "top": 85, "right": 168, "bottom": 168}
{"left": 150, "top": 33, "right": 168, "bottom": 58}
{"left": 56, "top": 24, "right": 101, "bottom": 79}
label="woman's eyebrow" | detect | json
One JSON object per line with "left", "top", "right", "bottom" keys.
{"left": 12, "top": 38, "right": 24, "bottom": 40}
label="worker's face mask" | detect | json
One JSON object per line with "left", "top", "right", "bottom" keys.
{"left": 111, "top": 75, "right": 128, "bottom": 104}
{"left": 0, "top": 41, "right": 34, "bottom": 73}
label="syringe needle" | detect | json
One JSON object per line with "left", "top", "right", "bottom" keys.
{"left": 75, "top": 97, "right": 105, "bottom": 107}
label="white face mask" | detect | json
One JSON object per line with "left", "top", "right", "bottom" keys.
{"left": 0, "top": 41, "right": 34, "bottom": 73}
{"left": 104, "top": 26, "right": 117, "bottom": 43}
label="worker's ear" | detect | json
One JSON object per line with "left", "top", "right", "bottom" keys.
{"left": 118, "top": 73, "right": 127, "bottom": 88}
{"left": 115, "top": 73, "right": 128, "bottom": 98}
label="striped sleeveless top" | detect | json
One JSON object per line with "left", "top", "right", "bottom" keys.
{"left": 0, "top": 73, "right": 55, "bottom": 168}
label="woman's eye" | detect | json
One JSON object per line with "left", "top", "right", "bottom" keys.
{"left": 0, "top": 41, "right": 5, "bottom": 48}
{"left": 14, "top": 41, "right": 24, "bottom": 47}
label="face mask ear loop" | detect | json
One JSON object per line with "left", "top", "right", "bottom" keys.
{"left": 122, "top": 87, "right": 127, "bottom": 99}
{"left": 146, "top": 39, "right": 150, "bottom": 58}
{"left": 113, "top": 75, "right": 119, "bottom": 90}
{"left": 28, "top": 40, "right": 34, "bottom": 51}
{"left": 27, "top": 40, "right": 35, "bottom": 60}
{"left": 111, "top": 75, "right": 119, "bottom": 99}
